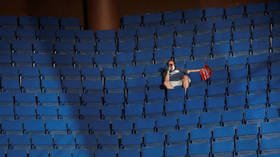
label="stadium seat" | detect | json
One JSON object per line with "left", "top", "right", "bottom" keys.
{"left": 213, "top": 126, "right": 235, "bottom": 141}
{"left": 212, "top": 140, "right": 234, "bottom": 156}
{"left": 189, "top": 127, "right": 212, "bottom": 142}
{"left": 53, "top": 134, "right": 76, "bottom": 149}
{"left": 119, "top": 148, "right": 140, "bottom": 157}
{"left": 178, "top": 113, "right": 199, "bottom": 128}
{"left": 189, "top": 142, "right": 210, "bottom": 156}
{"left": 166, "top": 144, "right": 187, "bottom": 157}
{"left": 60, "top": 17, "right": 80, "bottom": 30}
{"left": 95, "top": 149, "right": 116, "bottom": 157}
{"left": 121, "top": 134, "right": 142, "bottom": 149}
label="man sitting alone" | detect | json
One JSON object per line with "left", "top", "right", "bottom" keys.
{"left": 164, "top": 59, "right": 202, "bottom": 94}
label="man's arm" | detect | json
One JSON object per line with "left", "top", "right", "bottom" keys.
{"left": 186, "top": 69, "right": 202, "bottom": 74}
{"left": 164, "top": 70, "right": 170, "bottom": 82}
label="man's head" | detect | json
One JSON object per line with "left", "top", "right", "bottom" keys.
{"left": 167, "top": 59, "right": 175, "bottom": 71}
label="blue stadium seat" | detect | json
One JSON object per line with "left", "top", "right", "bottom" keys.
{"left": 207, "top": 82, "right": 227, "bottom": 96}
{"left": 29, "top": 150, "right": 49, "bottom": 157}
{"left": 247, "top": 3, "right": 265, "bottom": 14}
{"left": 142, "top": 145, "right": 163, "bottom": 157}
{"left": 36, "top": 93, "right": 59, "bottom": 105}
{"left": 166, "top": 144, "right": 187, "bottom": 157}
{"left": 185, "top": 96, "right": 205, "bottom": 111}
{"left": 213, "top": 126, "right": 235, "bottom": 141}
{"left": 163, "top": 11, "right": 183, "bottom": 24}
{"left": 165, "top": 100, "right": 185, "bottom": 115}
{"left": 14, "top": 106, "right": 36, "bottom": 119}
{"left": 236, "top": 139, "right": 258, "bottom": 156}
{"left": 166, "top": 87, "right": 186, "bottom": 102}
{"left": 190, "top": 127, "right": 212, "bottom": 142}
{"left": 121, "top": 134, "right": 142, "bottom": 149}
{"left": 18, "top": 16, "right": 39, "bottom": 29}
{"left": 94, "top": 54, "right": 115, "bottom": 67}
{"left": 178, "top": 113, "right": 199, "bottom": 128}
{"left": 212, "top": 140, "right": 234, "bottom": 156}
{"left": 222, "top": 110, "right": 244, "bottom": 125}
{"left": 145, "top": 81, "right": 165, "bottom": 100}
{"left": 12, "top": 53, "right": 33, "bottom": 67}
{"left": 247, "top": 93, "right": 267, "bottom": 108}
{"left": 104, "top": 92, "right": 125, "bottom": 105}
{"left": 196, "top": 22, "right": 214, "bottom": 33}
{"left": 57, "top": 105, "right": 80, "bottom": 119}
{"left": 200, "top": 112, "right": 221, "bottom": 127}
{"left": 15, "top": 29, "right": 36, "bottom": 40}
{"left": 61, "top": 80, "right": 83, "bottom": 93}
{"left": 212, "top": 42, "right": 231, "bottom": 57}
{"left": 121, "top": 15, "right": 142, "bottom": 27}
{"left": 0, "top": 106, "right": 14, "bottom": 120}
{"left": 124, "top": 66, "right": 145, "bottom": 79}
{"left": 206, "top": 96, "right": 226, "bottom": 110}
{"left": 31, "top": 134, "right": 53, "bottom": 149}
{"left": 166, "top": 129, "right": 188, "bottom": 145}
{"left": 156, "top": 116, "right": 178, "bottom": 131}
{"left": 102, "top": 105, "right": 123, "bottom": 120}
{"left": 134, "top": 118, "right": 155, "bottom": 133}
{"left": 174, "top": 36, "right": 193, "bottom": 49}
{"left": 36, "top": 105, "right": 58, "bottom": 119}
{"left": 145, "top": 103, "right": 164, "bottom": 118}
{"left": 53, "top": 42, "right": 75, "bottom": 54}
{"left": 72, "top": 150, "right": 93, "bottom": 157}
{"left": 7, "top": 149, "right": 26, "bottom": 157}
{"left": 39, "top": 16, "right": 59, "bottom": 29}
{"left": 111, "top": 119, "right": 133, "bottom": 134}
{"left": 79, "top": 106, "right": 100, "bottom": 120}
{"left": 96, "top": 40, "right": 117, "bottom": 54}
{"left": 36, "top": 29, "right": 57, "bottom": 41}
{"left": 266, "top": 107, "right": 280, "bottom": 121}
{"left": 75, "top": 134, "right": 98, "bottom": 149}
{"left": 260, "top": 138, "right": 280, "bottom": 155}
{"left": 207, "top": 68, "right": 228, "bottom": 82}
{"left": 244, "top": 108, "right": 266, "bottom": 123}
{"left": 153, "top": 49, "right": 173, "bottom": 64}
{"left": 118, "top": 40, "right": 136, "bottom": 52}
{"left": 53, "top": 134, "right": 76, "bottom": 149}
{"left": 50, "top": 150, "right": 72, "bottom": 157}
{"left": 32, "top": 41, "right": 54, "bottom": 54}
{"left": 81, "top": 91, "right": 102, "bottom": 105}
{"left": 227, "top": 80, "right": 248, "bottom": 95}
{"left": 189, "top": 142, "right": 210, "bottom": 156}
{"left": 143, "top": 131, "right": 165, "bottom": 146}
{"left": 184, "top": 9, "right": 203, "bottom": 21}
{"left": 119, "top": 148, "right": 140, "bottom": 157}
{"left": 136, "top": 27, "right": 156, "bottom": 40}
{"left": 73, "top": 55, "right": 94, "bottom": 67}
{"left": 0, "top": 93, "right": 15, "bottom": 106}
{"left": 0, "top": 54, "right": 12, "bottom": 65}
{"left": 143, "top": 13, "right": 163, "bottom": 26}
{"left": 226, "top": 94, "right": 247, "bottom": 109}
{"left": 89, "top": 120, "right": 110, "bottom": 135}
{"left": 127, "top": 90, "right": 146, "bottom": 104}
{"left": 66, "top": 119, "right": 90, "bottom": 134}
{"left": 117, "top": 29, "right": 136, "bottom": 41}
{"left": 0, "top": 16, "right": 17, "bottom": 28}
{"left": 9, "top": 134, "right": 30, "bottom": 149}
{"left": 60, "top": 17, "right": 80, "bottom": 30}
{"left": 0, "top": 28, "right": 15, "bottom": 41}
{"left": 236, "top": 124, "right": 258, "bottom": 139}
{"left": 205, "top": 7, "right": 224, "bottom": 19}
{"left": 115, "top": 52, "right": 134, "bottom": 67}
{"left": 98, "top": 135, "right": 119, "bottom": 149}
{"left": 75, "top": 42, "right": 95, "bottom": 54}
{"left": 187, "top": 83, "right": 206, "bottom": 98}
{"left": 260, "top": 121, "right": 280, "bottom": 138}
{"left": 124, "top": 104, "right": 143, "bottom": 119}
{"left": 248, "top": 80, "right": 268, "bottom": 94}
{"left": 45, "top": 120, "right": 67, "bottom": 134}
{"left": 23, "top": 120, "right": 45, "bottom": 134}
{"left": 75, "top": 30, "right": 95, "bottom": 43}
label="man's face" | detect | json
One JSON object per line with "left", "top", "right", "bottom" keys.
{"left": 168, "top": 61, "right": 175, "bottom": 71}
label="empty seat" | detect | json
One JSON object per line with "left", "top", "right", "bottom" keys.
{"left": 98, "top": 135, "right": 119, "bottom": 149}
{"left": 189, "top": 142, "right": 210, "bottom": 156}
{"left": 45, "top": 120, "right": 67, "bottom": 134}
{"left": 236, "top": 139, "right": 258, "bottom": 156}
{"left": 60, "top": 17, "right": 80, "bottom": 30}
{"left": 213, "top": 126, "right": 235, "bottom": 141}
{"left": 222, "top": 110, "right": 244, "bottom": 125}
{"left": 121, "top": 134, "right": 142, "bottom": 149}
{"left": 53, "top": 134, "right": 76, "bottom": 149}
{"left": 142, "top": 145, "right": 163, "bottom": 157}
{"left": 166, "top": 144, "right": 187, "bottom": 157}
{"left": 31, "top": 134, "right": 53, "bottom": 149}
{"left": 212, "top": 140, "right": 234, "bottom": 156}
{"left": 190, "top": 127, "right": 212, "bottom": 142}
{"left": 75, "top": 30, "right": 95, "bottom": 43}
{"left": 119, "top": 148, "right": 140, "bottom": 157}
{"left": 75, "top": 134, "right": 98, "bottom": 149}
{"left": 23, "top": 120, "right": 45, "bottom": 134}
{"left": 111, "top": 119, "right": 133, "bottom": 134}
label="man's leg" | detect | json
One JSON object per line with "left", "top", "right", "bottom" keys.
{"left": 182, "top": 75, "right": 190, "bottom": 94}
{"left": 164, "top": 81, "right": 174, "bottom": 89}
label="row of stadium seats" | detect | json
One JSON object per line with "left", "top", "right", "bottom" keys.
{"left": 120, "top": 2, "right": 280, "bottom": 27}
{"left": 0, "top": 121, "right": 279, "bottom": 157}
{"left": 0, "top": 16, "right": 80, "bottom": 30}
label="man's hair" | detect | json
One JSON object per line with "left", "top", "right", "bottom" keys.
{"left": 167, "top": 59, "right": 175, "bottom": 66}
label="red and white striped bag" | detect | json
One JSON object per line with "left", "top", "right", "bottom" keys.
{"left": 200, "top": 64, "right": 212, "bottom": 81}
